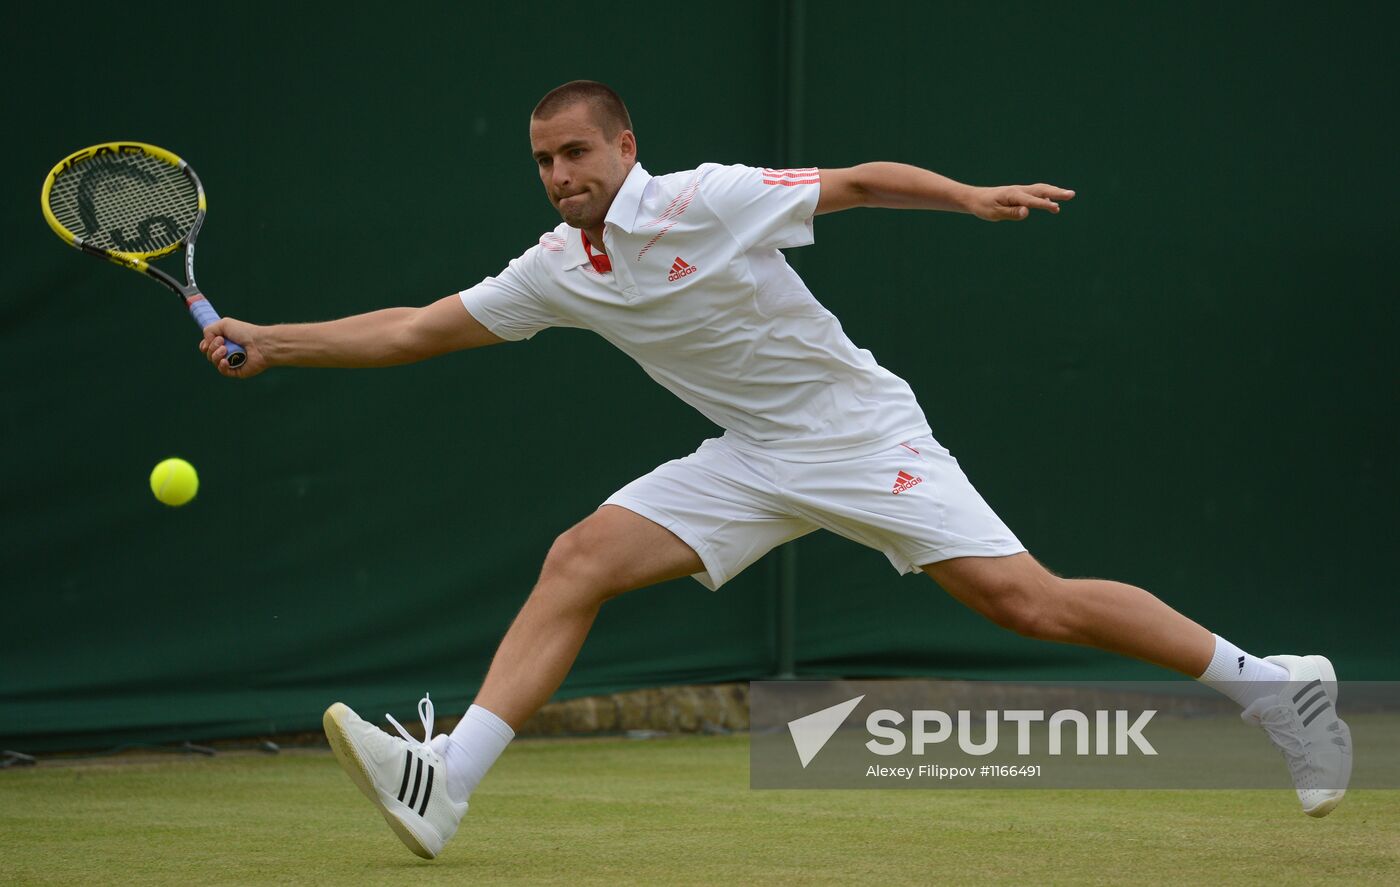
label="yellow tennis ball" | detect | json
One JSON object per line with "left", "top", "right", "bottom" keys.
{"left": 150, "top": 457, "right": 199, "bottom": 506}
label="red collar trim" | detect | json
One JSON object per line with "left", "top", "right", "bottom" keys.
{"left": 581, "top": 231, "right": 612, "bottom": 273}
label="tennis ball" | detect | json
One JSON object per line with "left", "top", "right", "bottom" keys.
{"left": 150, "top": 457, "right": 199, "bottom": 506}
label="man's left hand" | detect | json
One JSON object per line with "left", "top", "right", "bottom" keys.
{"left": 970, "top": 184, "right": 1075, "bottom": 221}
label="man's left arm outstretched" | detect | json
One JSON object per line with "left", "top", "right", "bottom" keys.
{"left": 816, "top": 162, "right": 1074, "bottom": 220}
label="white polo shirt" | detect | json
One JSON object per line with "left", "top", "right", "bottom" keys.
{"left": 459, "top": 162, "right": 932, "bottom": 461}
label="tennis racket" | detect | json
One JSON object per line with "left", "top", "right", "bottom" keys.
{"left": 40, "top": 142, "right": 246, "bottom": 367}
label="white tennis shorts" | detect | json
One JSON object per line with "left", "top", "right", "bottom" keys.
{"left": 604, "top": 434, "right": 1025, "bottom": 590}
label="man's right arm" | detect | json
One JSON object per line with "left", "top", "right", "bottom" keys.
{"left": 199, "top": 294, "right": 505, "bottom": 377}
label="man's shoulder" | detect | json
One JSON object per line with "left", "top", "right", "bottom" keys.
{"left": 636, "top": 163, "right": 764, "bottom": 220}
{"left": 651, "top": 162, "right": 754, "bottom": 189}
{"left": 640, "top": 164, "right": 708, "bottom": 199}
{"left": 480, "top": 225, "right": 571, "bottom": 280}
{"left": 508, "top": 222, "right": 578, "bottom": 263}
{"left": 533, "top": 223, "right": 574, "bottom": 257}
{"left": 652, "top": 163, "right": 811, "bottom": 206}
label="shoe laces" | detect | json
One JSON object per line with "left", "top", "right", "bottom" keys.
{"left": 385, "top": 693, "right": 434, "bottom": 751}
{"left": 1253, "top": 703, "right": 1312, "bottom": 776}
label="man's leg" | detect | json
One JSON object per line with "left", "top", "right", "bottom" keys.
{"left": 438, "top": 436, "right": 813, "bottom": 818}
{"left": 921, "top": 552, "right": 1213, "bottom": 675}
{"left": 323, "top": 504, "right": 704, "bottom": 858}
{"left": 922, "top": 552, "right": 1352, "bottom": 816}
{"left": 433, "top": 504, "right": 703, "bottom": 806}
{"left": 474, "top": 503, "right": 704, "bottom": 728}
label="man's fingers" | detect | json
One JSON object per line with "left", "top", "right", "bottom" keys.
{"left": 986, "top": 204, "right": 1028, "bottom": 221}
{"left": 197, "top": 320, "right": 257, "bottom": 378}
{"left": 1003, "top": 185, "right": 1074, "bottom": 216}
{"left": 978, "top": 184, "right": 1075, "bottom": 220}
{"left": 998, "top": 196, "right": 1053, "bottom": 219}
{"left": 1019, "top": 195, "right": 1060, "bottom": 212}
{"left": 1029, "top": 183, "right": 1075, "bottom": 200}
{"left": 216, "top": 352, "right": 247, "bottom": 376}
{"left": 200, "top": 334, "right": 229, "bottom": 367}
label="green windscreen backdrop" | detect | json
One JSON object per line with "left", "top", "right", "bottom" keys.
{"left": 3, "top": 3, "right": 1394, "bottom": 751}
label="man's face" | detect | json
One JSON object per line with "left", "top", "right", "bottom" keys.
{"left": 530, "top": 103, "right": 636, "bottom": 231}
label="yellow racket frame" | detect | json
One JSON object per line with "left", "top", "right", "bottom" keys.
{"left": 40, "top": 141, "right": 206, "bottom": 273}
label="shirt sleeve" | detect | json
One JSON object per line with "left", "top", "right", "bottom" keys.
{"left": 457, "top": 245, "right": 571, "bottom": 341}
{"left": 699, "top": 163, "right": 820, "bottom": 252}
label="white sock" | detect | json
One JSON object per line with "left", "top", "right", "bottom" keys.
{"left": 433, "top": 704, "right": 514, "bottom": 803}
{"left": 1196, "top": 634, "right": 1288, "bottom": 708}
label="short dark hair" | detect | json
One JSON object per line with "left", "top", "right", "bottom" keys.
{"left": 532, "top": 80, "right": 634, "bottom": 138}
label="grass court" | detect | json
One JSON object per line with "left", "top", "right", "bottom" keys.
{"left": 3, "top": 734, "right": 1397, "bottom": 885}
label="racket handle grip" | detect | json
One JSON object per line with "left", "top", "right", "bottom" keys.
{"left": 186, "top": 293, "right": 247, "bottom": 368}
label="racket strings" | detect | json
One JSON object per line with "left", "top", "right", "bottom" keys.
{"left": 45, "top": 151, "right": 199, "bottom": 255}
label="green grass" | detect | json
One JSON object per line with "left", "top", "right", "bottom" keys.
{"left": 2, "top": 735, "right": 1397, "bottom": 885}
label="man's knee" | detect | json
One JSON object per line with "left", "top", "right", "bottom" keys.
{"left": 530, "top": 506, "right": 703, "bottom": 608}
{"left": 981, "top": 575, "right": 1069, "bottom": 639}
{"left": 534, "top": 518, "right": 640, "bottom": 604}
{"left": 530, "top": 527, "right": 609, "bottom": 605}
{"left": 941, "top": 561, "right": 1070, "bottom": 640}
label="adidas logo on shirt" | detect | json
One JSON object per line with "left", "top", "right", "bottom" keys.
{"left": 891, "top": 470, "right": 923, "bottom": 495}
{"left": 668, "top": 257, "right": 697, "bottom": 282}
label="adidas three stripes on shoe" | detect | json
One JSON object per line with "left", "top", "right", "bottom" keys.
{"left": 1242, "top": 654, "right": 1353, "bottom": 817}
{"left": 323, "top": 693, "right": 467, "bottom": 858}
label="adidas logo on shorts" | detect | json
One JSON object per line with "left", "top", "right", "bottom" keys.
{"left": 891, "top": 470, "right": 923, "bottom": 495}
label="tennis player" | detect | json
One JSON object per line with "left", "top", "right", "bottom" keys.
{"left": 200, "top": 81, "right": 1352, "bottom": 858}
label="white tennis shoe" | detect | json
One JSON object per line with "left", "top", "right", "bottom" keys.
{"left": 323, "top": 693, "right": 467, "bottom": 859}
{"left": 1242, "top": 654, "right": 1353, "bottom": 817}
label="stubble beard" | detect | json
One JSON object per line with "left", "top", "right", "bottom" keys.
{"left": 560, "top": 203, "right": 586, "bottom": 228}
{"left": 559, "top": 198, "right": 603, "bottom": 231}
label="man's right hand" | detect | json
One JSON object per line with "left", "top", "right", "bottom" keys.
{"left": 200, "top": 318, "right": 268, "bottom": 378}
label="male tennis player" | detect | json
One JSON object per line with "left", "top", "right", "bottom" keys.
{"left": 201, "top": 81, "right": 1351, "bottom": 858}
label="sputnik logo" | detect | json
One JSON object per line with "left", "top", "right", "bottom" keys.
{"left": 787, "top": 695, "right": 865, "bottom": 768}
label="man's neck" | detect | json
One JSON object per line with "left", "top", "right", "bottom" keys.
{"left": 583, "top": 226, "right": 606, "bottom": 254}
{"left": 581, "top": 227, "right": 612, "bottom": 274}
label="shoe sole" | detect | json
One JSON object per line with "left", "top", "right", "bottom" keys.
{"left": 323, "top": 703, "right": 436, "bottom": 859}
